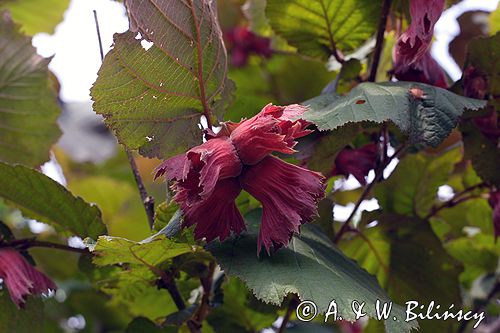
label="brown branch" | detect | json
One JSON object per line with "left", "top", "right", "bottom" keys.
{"left": 93, "top": 10, "right": 155, "bottom": 229}
{"left": 159, "top": 271, "right": 200, "bottom": 333}
{"left": 368, "top": 0, "right": 393, "bottom": 82}
{"left": 278, "top": 297, "right": 299, "bottom": 333}
{"left": 333, "top": 0, "right": 394, "bottom": 244}
{"left": 0, "top": 238, "right": 89, "bottom": 255}
{"left": 333, "top": 144, "right": 406, "bottom": 244}
{"left": 125, "top": 149, "right": 155, "bottom": 229}
{"left": 425, "top": 182, "right": 489, "bottom": 220}
{"left": 93, "top": 10, "right": 104, "bottom": 61}
{"left": 193, "top": 262, "right": 216, "bottom": 327}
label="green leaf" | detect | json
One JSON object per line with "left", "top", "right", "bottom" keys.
{"left": 306, "top": 123, "right": 361, "bottom": 175}
{"left": 126, "top": 317, "right": 178, "bottom": 333}
{"left": 445, "top": 234, "right": 499, "bottom": 287}
{"left": 303, "top": 82, "right": 486, "bottom": 147}
{"left": 225, "top": 54, "right": 336, "bottom": 122}
{"left": 99, "top": 265, "right": 180, "bottom": 321}
{"left": 68, "top": 176, "right": 151, "bottom": 241}
{"left": 208, "top": 210, "right": 418, "bottom": 333}
{"left": 242, "top": 0, "right": 271, "bottom": 36}
{"left": 0, "top": 11, "right": 61, "bottom": 167}
{"left": 154, "top": 201, "right": 180, "bottom": 233}
{"left": 0, "top": 162, "right": 106, "bottom": 238}
{"left": 0, "top": 291, "right": 44, "bottom": 333}
{"left": 91, "top": 0, "right": 232, "bottom": 159}
{"left": 490, "top": 7, "right": 500, "bottom": 35}
{"left": 341, "top": 215, "right": 463, "bottom": 333}
{"left": 207, "top": 277, "right": 277, "bottom": 333}
{"left": 466, "top": 32, "right": 500, "bottom": 107}
{"left": 340, "top": 223, "right": 390, "bottom": 287}
{"left": 462, "top": 122, "right": 500, "bottom": 187}
{"left": 88, "top": 234, "right": 193, "bottom": 267}
{"left": 266, "top": 0, "right": 381, "bottom": 61}
{"left": 0, "top": 0, "right": 69, "bottom": 35}
{"left": 430, "top": 198, "right": 493, "bottom": 241}
{"left": 375, "top": 148, "right": 462, "bottom": 218}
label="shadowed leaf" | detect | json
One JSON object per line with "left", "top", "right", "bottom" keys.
{"left": 209, "top": 210, "right": 418, "bottom": 333}
{"left": 0, "top": 11, "right": 61, "bottom": 167}
{"left": 0, "top": 162, "right": 106, "bottom": 238}
{"left": 0, "top": 292, "right": 44, "bottom": 333}
{"left": 342, "top": 215, "right": 462, "bottom": 333}
{"left": 304, "top": 82, "right": 486, "bottom": 147}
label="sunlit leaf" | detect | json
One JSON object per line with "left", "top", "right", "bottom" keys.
{"left": 91, "top": 0, "right": 232, "bottom": 159}
{"left": 0, "top": 11, "right": 61, "bottom": 167}
{"left": 266, "top": 0, "right": 381, "bottom": 61}
{"left": 0, "top": 0, "right": 69, "bottom": 35}
{"left": 375, "top": 148, "right": 462, "bottom": 218}
{"left": 88, "top": 235, "right": 193, "bottom": 267}
{"left": 445, "top": 234, "right": 499, "bottom": 287}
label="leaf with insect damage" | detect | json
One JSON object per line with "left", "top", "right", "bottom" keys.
{"left": 91, "top": 0, "right": 233, "bottom": 159}
{"left": 303, "top": 82, "right": 486, "bottom": 147}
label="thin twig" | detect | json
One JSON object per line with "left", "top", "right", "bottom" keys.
{"left": 159, "top": 271, "right": 200, "bottom": 333}
{"left": 425, "top": 182, "right": 489, "bottom": 220}
{"left": 0, "top": 238, "right": 89, "bottom": 255}
{"left": 125, "top": 149, "right": 155, "bottom": 229}
{"left": 368, "top": 0, "right": 393, "bottom": 82}
{"left": 278, "top": 297, "right": 299, "bottom": 333}
{"left": 457, "top": 281, "right": 500, "bottom": 333}
{"left": 93, "top": 10, "right": 104, "bottom": 61}
{"left": 333, "top": 144, "right": 406, "bottom": 244}
{"left": 193, "top": 262, "right": 216, "bottom": 326}
{"left": 93, "top": 10, "right": 155, "bottom": 229}
{"left": 332, "top": 0, "right": 395, "bottom": 244}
